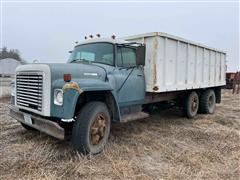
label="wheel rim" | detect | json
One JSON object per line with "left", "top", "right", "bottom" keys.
{"left": 191, "top": 96, "right": 198, "bottom": 112}
{"left": 208, "top": 95, "right": 214, "bottom": 108}
{"left": 90, "top": 113, "right": 107, "bottom": 145}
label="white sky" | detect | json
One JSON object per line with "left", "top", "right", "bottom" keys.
{"left": 1, "top": 1, "right": 239, "bottom": 71}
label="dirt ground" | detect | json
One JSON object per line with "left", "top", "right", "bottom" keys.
{"left": 0, "top": 90, "right": 239, "bottom": 180}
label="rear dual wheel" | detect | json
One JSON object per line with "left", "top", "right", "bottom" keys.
{"left": 183, "top": 89, "right": 216, "bottom": 118}
{"left": 199, "top": 89, "right": 216, "bottom": 114}
{"left": 183, "top": 91, "right": 199, "bottom": 118}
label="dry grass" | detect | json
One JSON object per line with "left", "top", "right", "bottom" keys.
{"left": 0, "top": 90, "right": 239, "bottom": 179}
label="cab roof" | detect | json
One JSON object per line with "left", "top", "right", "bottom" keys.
{"left": 76, "top": 38, "right": 129, "bottom": 47}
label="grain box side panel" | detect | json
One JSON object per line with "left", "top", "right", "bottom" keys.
{"left": 196, "top": 47, "right": 204, "bottom": 88}
{"left": 215, "top": 52, "right": 221, "bottom": 85}
{"left": 203, "top": 49, "right": 210, "bottom": 86}
{"left": 123, "top": 33, "right": 226, "bottom": 93}
{"left": 188, "top": 44, "right": 196, "bottom": 87}
{"left": 210, "top": 51, "right": 216, "bottom": 86}
{"left": 177, "top": 42, "right": 188, "bottom": 89}
{"left": 219, "top": 53, "right": 223, "bottom": 83}
{"left": 156, "top": 36, "right": 165, "bottom": 91}
{"left": 163, "top": 38, "right": 177, "bottom": 90}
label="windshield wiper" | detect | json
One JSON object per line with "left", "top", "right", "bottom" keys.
{"left": 71, "top": 58, "right": 92, "bottom": 63}
{"left": 70, "top": 59, "right": 78, "bottom": 63}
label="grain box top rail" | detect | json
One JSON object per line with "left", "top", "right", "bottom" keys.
{"left": 122, "top": 32, "right": 226, "bottom": 54}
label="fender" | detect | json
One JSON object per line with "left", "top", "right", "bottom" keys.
{"left": 51, "top": 79, "right": 121, "bottom": 121}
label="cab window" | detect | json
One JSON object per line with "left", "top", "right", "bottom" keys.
{"left": 117, "top": 47, "right": 136, "bottom": 67}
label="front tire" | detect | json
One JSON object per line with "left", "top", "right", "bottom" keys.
{"left": 71, "top": 101, "right": 111, "bottom": 155}
{"left": 183, "top": 91, "right": 199, "bottom": 118}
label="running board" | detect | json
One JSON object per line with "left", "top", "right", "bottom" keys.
{"left": 121, "top": 112, "right": 149, "bottom": 123}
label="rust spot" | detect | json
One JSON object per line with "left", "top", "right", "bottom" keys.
{"left": 62, "top": 81, "right": 83, "bottom": 94}
{"left": 90, "top": 113, "right": 107, "bottom": 145}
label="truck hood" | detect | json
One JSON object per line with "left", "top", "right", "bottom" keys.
{"left": 17, "top": 63, "right": 107, "bottom": 82}
{"left": 16, "top": 62, "right": 113, "bottom": 92}
{"left": 48, "top": 63, "right": 107, "bottom": 81}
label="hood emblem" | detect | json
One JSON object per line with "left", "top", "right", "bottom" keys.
{"left": 83, "top": 72, "right": 98, "bottom": 76}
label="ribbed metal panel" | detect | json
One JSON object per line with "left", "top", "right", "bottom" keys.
{"left": 16, "top": 72, "right": 43, "bottom": 111}
{"left": 124, "top": 33, "right": 226, "bottom": 92}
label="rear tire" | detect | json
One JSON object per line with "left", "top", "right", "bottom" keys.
{"left": 21, "top": 123, "right": 37, "bottom": 131}
{"left": 183, "top": 91, "right": 199, "bottom": 118}
{"left": 71, "top": 101, "right": 111, "bottom": 155}
{"left": 199, "top": 89, "right": 216, "bottom": 114}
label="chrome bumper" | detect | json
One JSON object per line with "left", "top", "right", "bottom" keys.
{"left": 9, "top": 105, "right": 65, "bottom": 140}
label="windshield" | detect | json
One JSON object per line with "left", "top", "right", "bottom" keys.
{"left": 68, "top": 42, "right": 114, "bottom": 65}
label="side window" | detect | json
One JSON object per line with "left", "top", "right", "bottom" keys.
{"left": 117, "top": 47, "right": 136, "bottom": 67}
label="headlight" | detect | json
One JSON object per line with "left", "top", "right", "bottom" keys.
{"left": 11, "top": 81, "right": 15, "bottom": 96}
{"left": 54, "top": 89, "right": 63, "bottom": 106}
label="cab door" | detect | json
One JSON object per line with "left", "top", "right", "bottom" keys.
{"left": 113, "top": 46, "right": 145, "bottom": 107}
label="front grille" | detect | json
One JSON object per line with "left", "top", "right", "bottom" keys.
{"left": 16, "top": 72, "right": 43, "bottom": 111}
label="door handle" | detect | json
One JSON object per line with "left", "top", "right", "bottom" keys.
{"left": 137, "top": 74, "right": 143, "bottom": 77}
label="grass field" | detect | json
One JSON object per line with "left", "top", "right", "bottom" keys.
{"left": 0, "top": 90, "right": 239, "bottom": 179}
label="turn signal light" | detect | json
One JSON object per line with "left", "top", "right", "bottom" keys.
{"left": 64, "top": 74, "right": 71, "bottom": 82}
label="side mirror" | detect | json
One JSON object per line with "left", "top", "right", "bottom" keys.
{"left": 68, "top": 50, "right": 73, "bottom": 53}
{"left": 136, "top": 45, "right": 146, "bottom": 66}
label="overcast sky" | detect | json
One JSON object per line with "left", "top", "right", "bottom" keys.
{"left": 1, "top": 1, "right": 239, "bottom": 71}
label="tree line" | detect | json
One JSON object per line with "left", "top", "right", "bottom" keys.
{"left": 0, "top": 47, "right": 25, "bottom": 63}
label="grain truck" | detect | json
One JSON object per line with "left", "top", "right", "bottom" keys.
{"left": 9, "top": 32, "right": 226, "bottom": 154}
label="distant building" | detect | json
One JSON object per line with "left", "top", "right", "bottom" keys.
{"left": 0, "top": 58, "right": 22, "bottom": 77}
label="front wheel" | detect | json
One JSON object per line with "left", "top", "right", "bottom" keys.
{"left": 71, "top": 101, "right": 111, "bottom": 155}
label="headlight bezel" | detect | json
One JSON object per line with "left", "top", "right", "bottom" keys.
{"left": 54, "top": 89, "right": 63, "bottom": 106}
